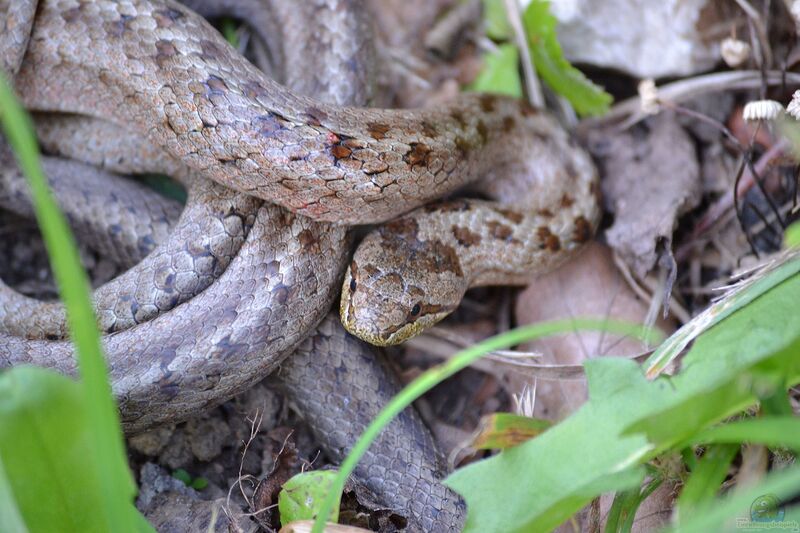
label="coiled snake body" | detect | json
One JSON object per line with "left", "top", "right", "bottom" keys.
{"left": 0, "top": 0, "right": 599, "bottom": 530}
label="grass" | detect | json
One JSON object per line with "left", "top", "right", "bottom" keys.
{"left": 0, "top": 73, "right": 144, "bottom": 530}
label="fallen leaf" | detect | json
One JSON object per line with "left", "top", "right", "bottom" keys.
{"left": 589, "top": 113, "right": 702, "bottom": 277}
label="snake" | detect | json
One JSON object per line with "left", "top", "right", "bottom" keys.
{"left": 0, "top": 0, "right": 470, "bottom": 529}
{"left": 0, "top": 0, "right": 599, "bottom": 529}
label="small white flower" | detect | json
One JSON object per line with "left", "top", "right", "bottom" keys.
{"left": 720, "top": 37, "right": 750, "bottom": 68}
{"left": 742, "top": 100, "right": 785, "bottom": 122}
{"left": 787, "top": 90, "right": 800, "bottom": 120}
{"left": 638, "top": 78, "right": 660, "bottom": 116}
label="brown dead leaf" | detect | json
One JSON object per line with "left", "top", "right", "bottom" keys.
{"left": 590, "top": 113, "right": 702, "bottom": 277}
{"left": 514, "top": 242, "right": 675, "bottom": 420}
{"left": 252, "top": 430, "right": 301, "bottom": 529}
{"left": 469, "top": 413, "right": 552, "bottom": 450}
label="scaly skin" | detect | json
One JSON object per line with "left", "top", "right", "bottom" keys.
{"left": 341, "top": 129, "right": 601, "bottom": 346}
{"left": 0, "top": 143, "right": 260, "bottom": 338}
{"left": 0, "top": 0, "right": 466, "bottom": 528}
{"left": 15, "top": 0, "right": 584, "bottom": 225}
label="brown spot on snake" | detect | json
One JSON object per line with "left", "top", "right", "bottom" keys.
{"left": 404, "top": 142, "right": 432, "bottom": 168}
{"left": 573, "top": 216, "right": 593, "bottom": 243}
{"left": 479, "top": 94, "right": 496, "bottom": 113}
{"left": 199, "top": 39, "right": 225, "bottom": 61}
{"left": 366, "top": 122, "right": 391, "bottom": 139}
{"left": 254, "top": 114, "right": 282, "bottom": 138}
{"left": 304, "top": 106, "right": 328, "bottom": 127}
{"left": 487, "top": 220, "right": 514, "bottom": 242}
{"left": 298, "top": 229, "right": 319, "bottom": 249}
{"left": 155, "top": 40, "right": 177, "bottom": 63}
{"left": 331, "top": 143, "right": 352, "bottom": 160}
{"left": 61, "top": 6, "right": 81, "bottom": 23}
{"left": 421, "top": 121, "right": 438, "bottom": 138}
{"left": 476, "top": 120, "right": 488, "bottom": 145}
{"left": 537, "top": 226, "right": 561, "bottom": 252}
{"left": 417, "top": 240, "right": 463, "bottom": 277}
{"left": 451, "top": 225, "right": 481, "bottom": 247}
{"left": 153, "top": 8, "right": 184, "bottom": 27}
{"left": 502, "top": 116, "right": 516, "bottom": 132}
{"left": 381, "top": 217, "right": 419, "bottom": 240}
{"left": 560, "top": 193, "right": 575, "bottom": 208}
{"left": 107, "top": 14, "right": 133, "bottom": 38}
{"left": 494, "top": 207, "right": 524, "bottom": 224}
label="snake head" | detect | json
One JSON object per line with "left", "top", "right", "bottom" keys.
{"left": 340, "top": 222, "right": 465, "bottom": 346}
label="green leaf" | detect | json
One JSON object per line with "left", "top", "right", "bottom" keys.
{"left": 467, "top": 44, "right": 522, "bottom": 98}
{"left": 471, "top": 413, "right": 551, "bottom": 450}
{"left": 0, "top": 367, "right": 141, "bottom": 531}
{"left": 191, "top": 478, "right": 209, "bottom": 491}
{"left": 0, "top": 74, "right": 145, "bottom": 531}
{"left": 172, "top": 469, "right": 192, "bottom": 486}
{"left": 645, "top": 254, "right": 800, "bottom": 377}
{"left": 220, "top": 18, "right": 239, "bottom": 48}
{"left": 786, "top": 221, "right": 800, "bottom": 248}
{"left": 481, "top": 0, "right": 511, "bottom": 40}
{"left": 311, "top": 319, "right": 656, "bottom": 533}
{"left": 522, "top": 0, "right": 612, "bottom": 116}
{"left": 445, "top": 270, "right": 800, "bottom": 532}
{"left": 279, "top": 471, "right": 340, "bottom": 525}
{"left": 675, "top": 444, "right": 739, "bottom": 519}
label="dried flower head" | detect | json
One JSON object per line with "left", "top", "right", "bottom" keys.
{"left": 742, "top": 100, "right": 784, "bottom": 122}
{"left": 638, "top": 78, "right": 660, "bottom": 116}
{"left": 787, "top": 90, "right": 800, "bottom": 120}
{"left": 720, "top": 37, "right": 750, "bottom": 68}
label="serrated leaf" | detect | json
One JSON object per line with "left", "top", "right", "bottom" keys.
{"left": 445, "top": 270, "right": 800, "bottom": 532}
{"left": 471, "top": 413, "right": 551, "bottom": 450}
{"left": 468, "top": 43, "right": 522, "bottom": 98}
{"left": 522, "top": 0, "right": 612, "bottom": 116}
{"left": 279, "top": 471, "right": 340, "bottom": 526}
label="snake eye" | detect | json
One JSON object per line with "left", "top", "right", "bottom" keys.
{"left": 349, "top": 277, "right": 357, "bottom": 292}
{"left": 410, "top": 303, "right": 421, "bottom": 316}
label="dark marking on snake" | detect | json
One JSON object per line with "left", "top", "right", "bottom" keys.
{"left": 573, "top": 216, "right": 592, "bottom": 243}
{"left": 451, "top": 225, "right": 481, "bottom": 247}
{"left": 366, "top": 122, "right": 391, "bottom": 140}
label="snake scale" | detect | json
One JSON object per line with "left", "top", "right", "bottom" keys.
{"left": 0, "top": 0, "right": 599, "bottom": 530}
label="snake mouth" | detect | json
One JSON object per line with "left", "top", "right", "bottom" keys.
{"left": 339, "top": 295, "right": 452, "bottom": 347}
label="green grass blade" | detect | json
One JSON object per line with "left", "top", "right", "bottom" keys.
{"left": 645, "top": 254, "right": 800, "bottom": 378}
{"left": 668, "top": 465, "right": 800, "bottom": 533}
{"left": 0, "top": 74, "right": 138, "bottom": 529}
{"left": 311, "top": 318, "right": 657, "bottom": 533}
{"left": 685, "top": 417, "right": 800, "bottom": 453}
{"left": 675, "top": 443, "right": 739, "bottom": 518}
